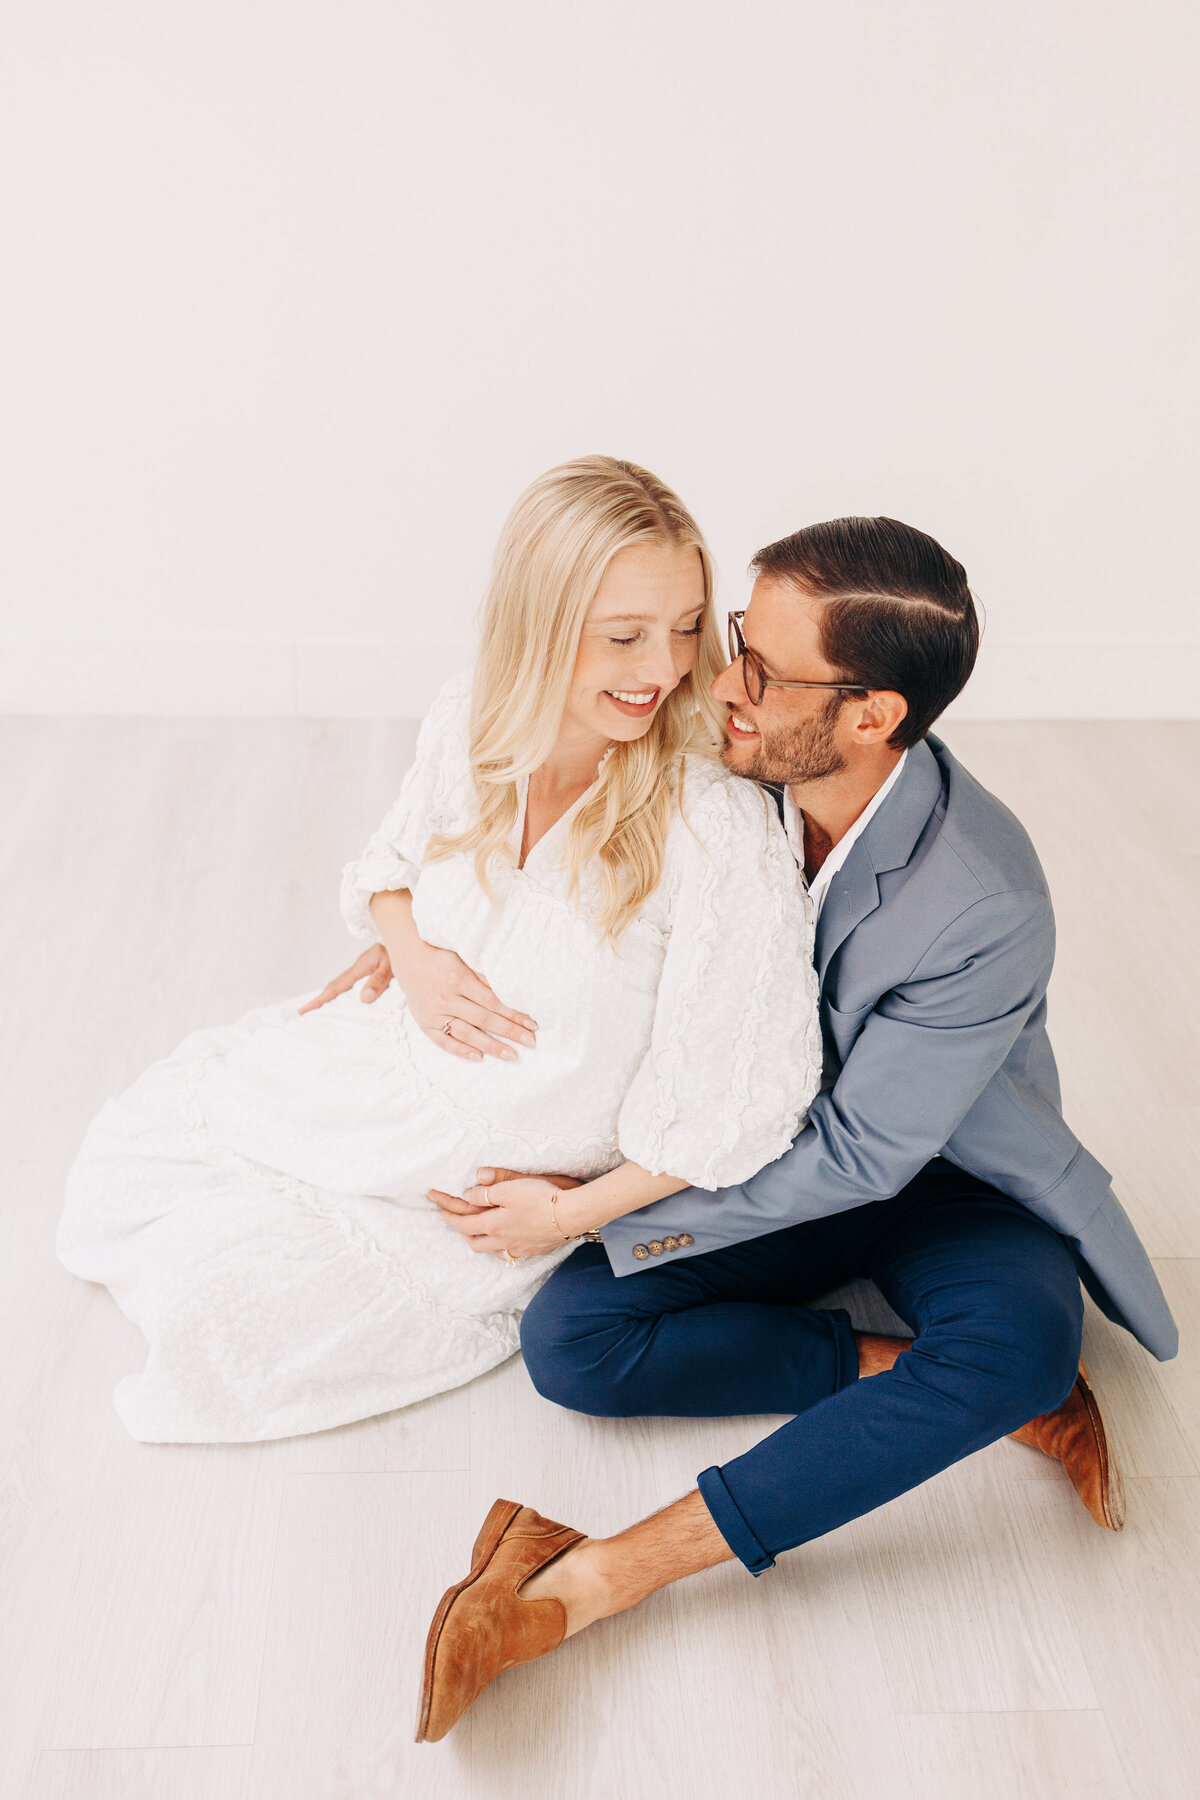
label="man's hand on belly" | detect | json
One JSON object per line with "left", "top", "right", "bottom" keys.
{"left": 472, "top": 1166, "right": 582, "bottom": 1196}
{"left": 427, "top": 1174, "right": 578, "bottom": 1258}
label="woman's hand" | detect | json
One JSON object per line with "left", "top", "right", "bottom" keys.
{"left": 297, "top": 937, "right": 533, "bottom": 1062}
{"left": 299, "top": 944, "right": 392, "bottom": 1013}
{"left": 302, "top": 888, "right": 536, "bottom": 1061}
{"left": 397, "top": 940, "right": 538, "bottom": 1063}
{"left": 427, "top": 1176, "right": 572, "bottom": 1258}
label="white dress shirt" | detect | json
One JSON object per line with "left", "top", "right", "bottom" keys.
{"left": 782, "top": 751, "right": 909, "bottom": 921}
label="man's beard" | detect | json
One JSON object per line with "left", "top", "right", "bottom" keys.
{"left": 721, "top": 694, "right": 847, "bottom": 785}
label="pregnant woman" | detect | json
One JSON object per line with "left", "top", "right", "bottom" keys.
{"left": 56, "top": 456, "right": 823, "bottom": 1444}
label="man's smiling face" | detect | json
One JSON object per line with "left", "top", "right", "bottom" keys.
{"left": 712, "top": 576, "right": 853, "bottom": 785}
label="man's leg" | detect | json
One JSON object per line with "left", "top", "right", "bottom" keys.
{"left": 520, "top": 1213, "right": 880, "bottom": 1420}
{"left": 416, "top": 1177, "right": 1090, "bottom": 1740}
{"left": 523, "top": 1185, "right": 1083, "bottom": 1626}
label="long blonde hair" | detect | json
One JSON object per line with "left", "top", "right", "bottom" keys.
{"left": 427, "top": 456, "right": 727, "bottom": 939}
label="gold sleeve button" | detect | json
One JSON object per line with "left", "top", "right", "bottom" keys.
{"left": 648, "top": 1240, "right": 665, "bottom": 1256}
{"left": 632, "top": 1244, "right": 649, "bottom": 1260}
{"left": 677, "top": 1233, "right": 694, "bottom": 1248}
{"left": 662, "top": 1236, "right": 679, "bottom": 1251}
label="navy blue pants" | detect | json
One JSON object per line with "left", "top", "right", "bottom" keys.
{"left": 520, "top": 1159, "right": 1084, "bottom": 1574}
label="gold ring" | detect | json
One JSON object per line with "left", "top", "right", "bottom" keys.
{"left": 503, "top": 1248, "right": 518, "bottom": 1265}
{"left": 442, "top": 1021, "right": 453, "bottom": 1036}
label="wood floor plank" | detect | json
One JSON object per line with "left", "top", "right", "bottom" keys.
{"left": 1150, "top": 1261, "right": 1200, "bottom": 1467}
{"left": 22, "top": 1747, "right": 255, "bottom": 1800}
{"left": 0, "top": 1306, "right": 114, "bottom": 1796}
{"left": 278, "top": 1385, "right": 471, "bottom": 1475}
{"left": 35, "top": 1441, "right": 283, "bottom": 1750}
{"left": 1047, "top": 1477, "right": 1200, "bottom": 1800}
{"left": 246, "top": 1471, "right": 471, "bottom": 1800}
{"left": 898, "top": 1711, "right": 1133, "bottom": 1800}
{"left": 0, "top": 1179, "right": 190, "bottom": 1781}
{"left": 451, "top": 1559, "right": 918, "bottom": 1800}
{"left": 1047, "top": 1066, "right": 1200, "bottom": 1257}
{"left": 847, "top": 1471, "right": 1100, "bottom": 1713}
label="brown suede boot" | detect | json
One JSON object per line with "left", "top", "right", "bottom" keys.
{"left": 1008, "top": 1361, "right": 1125, "bottom": 1530}
{"left": 415, "top": 1499, "right": 585, "bottom": 1742}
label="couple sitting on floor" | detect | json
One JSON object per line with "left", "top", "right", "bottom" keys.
{"left": 57, "top": 455, "right": 1177, "bottom": 1743}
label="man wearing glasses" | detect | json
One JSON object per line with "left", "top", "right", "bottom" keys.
{"left": 331, "top": 515, "right": 1178, "bottom": 1740}
{"left": 725, "top": 604, "right": 911, "bottom": 922}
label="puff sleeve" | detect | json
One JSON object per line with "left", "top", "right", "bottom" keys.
{"left": 615, "top": 766, "right": 824, "bottom": 1189}
{"left": 339, "top": 669, "right": 474, "bottom": 942}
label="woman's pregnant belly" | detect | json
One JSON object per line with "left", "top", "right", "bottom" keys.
{"left": 190, "top": 877, "right": 665, "bottom": 1199}
{"left": 405, "top": 863, "right": 665, "bottom": 1174}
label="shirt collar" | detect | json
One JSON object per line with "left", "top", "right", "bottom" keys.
{"left": 782, "top": 750, "right": 909, "bottom": 915}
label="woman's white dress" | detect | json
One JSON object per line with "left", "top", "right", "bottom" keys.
{"left": 57, "top": 672, "right": 823, "bottom": 1443}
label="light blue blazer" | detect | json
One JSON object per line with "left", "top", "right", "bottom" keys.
{"left": 603, "top": 734, "right": 1179, "bottom": 1361}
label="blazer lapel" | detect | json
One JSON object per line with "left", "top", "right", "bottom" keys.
{"left": 816, "top": 855, "right": 880, "bottom": 981}
{"left": 814, "top": 738, "right": 946, "bottom": 982}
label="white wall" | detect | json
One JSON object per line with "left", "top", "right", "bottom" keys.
{"left": 2, "top": 0, "right": 1196, "bottom": 718}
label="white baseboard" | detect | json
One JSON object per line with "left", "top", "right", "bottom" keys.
{"left": 941, "top": 644, "right": 1200, "bottom": 722}
{"left": 1, "top": 634, "right": 1197, "bottom": 720}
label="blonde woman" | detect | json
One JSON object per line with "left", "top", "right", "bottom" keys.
{"left": 56, "top": 457, "right": 823, "bottom": 1444}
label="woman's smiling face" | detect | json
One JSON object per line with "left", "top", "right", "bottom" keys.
{"left": 564, "top": 541, "right": 708, "bottom": 745}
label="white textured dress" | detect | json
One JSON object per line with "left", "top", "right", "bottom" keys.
{"left": 57, "top": 672, "right": 823, "bottom": 1443}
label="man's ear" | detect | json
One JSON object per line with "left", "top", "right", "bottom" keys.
{"left": 849, "top": 690, "right": 908, "bottom": 745}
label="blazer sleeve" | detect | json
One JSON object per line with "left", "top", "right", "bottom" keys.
{"left": 601, "top": 885, "right": 1056, "bottom": 1271}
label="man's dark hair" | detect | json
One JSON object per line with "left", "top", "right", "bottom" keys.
{"left": 751, "top": 517, "right": 980, "bottom": 750}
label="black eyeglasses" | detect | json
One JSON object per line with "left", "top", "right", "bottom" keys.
{"left": 727, "top": 612, "right": 868, "bottom": 707}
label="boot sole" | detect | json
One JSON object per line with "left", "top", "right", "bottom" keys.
{"left": 1010, "top": 1360, "right": 1125, "bottom": 1532}
{"left": 414, "top": 1497, "right": 522, "bottom": 1744}
{"left": 1076, "top": 1368, "right": 1126, "bottom": 1531}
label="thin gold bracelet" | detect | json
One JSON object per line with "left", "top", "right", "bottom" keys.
{"left": 548, "top": 1191, "right": 569, "bottom": 1243}
{"left": 548, "top": 1190, "right": 602, "bottom": 1244}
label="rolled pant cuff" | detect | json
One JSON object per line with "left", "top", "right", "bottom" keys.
{"left": 696, "top": 1465, "right": 776, "bottom": 1576}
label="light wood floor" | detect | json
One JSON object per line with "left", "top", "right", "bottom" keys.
{"left": 1, "top": 716, "right": 1197, "bottom": 1800}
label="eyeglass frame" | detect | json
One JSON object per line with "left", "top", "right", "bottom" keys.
{"left": 727, "top": 611, "right": 869, "bottom": 707}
